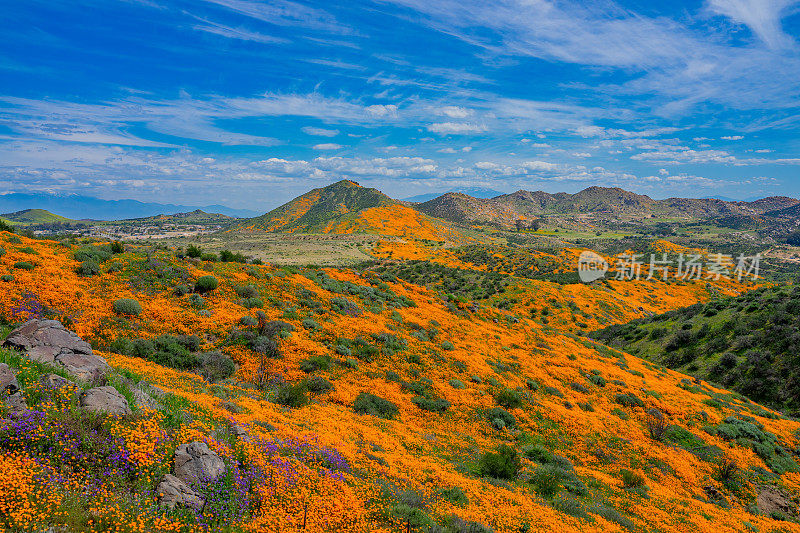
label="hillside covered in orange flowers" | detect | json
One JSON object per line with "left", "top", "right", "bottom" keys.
{"left": 1, "top": 230, "right": 799, "bottom": 533}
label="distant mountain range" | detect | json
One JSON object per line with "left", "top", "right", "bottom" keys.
{"left": 7, "top": 182, "right": 800, "bottom": 237}
{"left": 403, "top": 187, "right": 507, "bottom": 203}
{"left": 413, "top": 187, "right": 800, "bottom": 227}
{"left": 0, "top": 192, "right": 258, "bottom": 220}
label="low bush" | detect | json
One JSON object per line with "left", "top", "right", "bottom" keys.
{"left": 195, "top": 275, "right": 219, "bottom": 293}
{"left": 308, "top": 376, "right": 333, "bottom": 393}
{"left": 353, "top": 392, "right": 399, "bottom": 419}
{"left": 495, "top": 388, "right": 523, "bottom": 409}
{"left": 13, "top": 261, "right": 34, "bottom": 271}
{"left": 198, "top": 351, "right": 236, "bottom": 382}
{"left": 240, "top": 316, "right": 257, "bottom": 326}
{"left": 299, "top": 355, "right": 333, "bottom": 373}
{"left": 614, "top": 393, "right": 644, "bottom": 409}
{"left": 76, "top": 260, "right": 100, "bottom": 277}
{"left": 113, "top": 298, "right": 142, "bottom": 316}
{"left": 411, "top": 395, "right": 451, "bottom": 413}
{"left": 477, "top": 444, "right": 520, "bottom": 480}
{"left": 274, "top": 381, "right": 310, "bottom": 408}
{"left": 486, "top": 407, "right": 515, "bottom": 429}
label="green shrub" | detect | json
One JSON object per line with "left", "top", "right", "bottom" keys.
{"left": 614, "top": 393, "right": 644, "bottom": 409}
{"left": 449, "top": 378, "right": 466, "bottom": 389}
{"left": 242, "top": 297, "right": 264, "bottom": 309}
{"left": 274, "top": 381, "right": 310, "bottom": 408}
{"left": 240, "top": 316, "right": 258, "bottom": 326}
{"left": 111, "top": 334, "right": 201, "bottom": 370}
{"left": 110, "top": 241, "right": 124, "bottom": 254}
{"left": 523, "top": 444, "right": 553, "bottom": 463}
{"left": 173, "top": 284, "right": 189, "bottom": 296}
{"left": 477, "top": 444, "right": 520, "bottom": 480}
{"left": 235, "top": 284, "right": 259, "bottom": 298}
{"left": 353, "top": 392, "right": 399, "bottom": 419}
{"left": 440, "top": 340, "right": 455, "bottom": 351}
{"left": 620, "top": 469, "right": 646, "bottom": 489}
{"left": 195, "top": 275, "right": 219, "bottom": 293}
{"left": 486, "top": 407, "right": 515, "bottom": 429}
{"left": 299, "top": 355, "right": 333, "bottom": 373}
{"left": 220, "top": 249, "right": 248, "bottom": 263}
{"left": 198, "top": 351, "right": 236, "bottom": 382}
{"left": 76, "top": 260, "right": 100, "bottom": 277}
{"left": 439, "top": 486, "right": 469, "bottom": 507}
{"left": 113, "top": 298, "right": 142, "bottom": 316}
{"left": 74, "top": 246, "right": 111, "bottom": 263}
{"left": 411, "top": 395, "right": 450, "bottom": 413}
{"left": 1, "top": 274, "right": 13, "bottom": 282}
{"left": 13, "top": 261, "right": 34, "bottom": 271}
{"left": 495, "top": 388, "right": 523, "bottom": 409}
{"left": 302, "top": 318, "right": 319, "bottom": 330}
{"left": 0, "top": 221, "right": 14, "bottom": 233}
{"left": 308, "top": 376, "right": 333, "bottom": 393}
{"left": 186, "top": 244, "right": 202, "bottom": 258}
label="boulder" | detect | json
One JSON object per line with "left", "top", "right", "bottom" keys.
{"left": 3, "top": 320, "right": 110, "bottom": 381}
{"left": 0, "top": 363, "right": 19, "bottom": 395}
{"left": 39, "top": 373, "right": 79, "bottom": 391}
{"left": 80, "top": 386, "right": 132, "bottom": 416}
{"left": 157, "top": 474, "right": 204, "bottom": 511}
{"left": 133, "top": 386, "right": 160, "bottom": 410}
{"left": 174, "top": 441, "right": 226, "bottom": 485}
{"left": 5, "top": 391, "right": 29, "bottom": 418}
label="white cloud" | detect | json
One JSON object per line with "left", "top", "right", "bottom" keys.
{"left": 707, "top": 0, "right": 799, "bottom": 50}
{"left": 302, "top": 126, "right": 340, "bottom": 137}
{"left": 437, "top": 106, "right": 472, "bottom": 118}
{"left": 572, "top": 152, "right": 591, "bottom": 158}
{"left": 312, "top": 143, "right": 343, "bottom": 150}
{"left": 427, "top": 122, "right": 486, "bottom": 134}
{"left": 721, "top": 135, "right": 745, "bottom": 140}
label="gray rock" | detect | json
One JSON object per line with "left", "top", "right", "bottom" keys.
{"left": 0, "top": 363, "right": 19, "bottom": 395}
{"left": 157, "top": 474, "right": 204, "bottom": 511}
{"left": 79, "top": 386, "right": 132, "bottom": 416}
{"left": 133, "top": 387, "right": 160, "bottom": 410}
{"left": 3, "top": 319, "right": 109, "bottom": 381}
{"left": 6, "top": 391, "right": 29, "bottom": 418}
{"left": 39, "top": 373, "right": 79, "bottom": 391}
{"left": 174, "top": 441, "right": 226, "bottom": 484}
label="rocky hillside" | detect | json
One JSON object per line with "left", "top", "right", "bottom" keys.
{"left": 414, "top": 187, "right": 800, "bottom": 228}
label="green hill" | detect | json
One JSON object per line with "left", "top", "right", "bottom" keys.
{"left": 0, "top": 208, "right": 73, "bottom": 225}
{"left": 233, "top": 180, "right": 397, "bottom": 232}
{"left": 591, "top": 285, "right": 800, "bottom": 415}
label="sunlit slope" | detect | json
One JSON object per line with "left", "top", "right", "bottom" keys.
{"left": 0, "top": 233, "right": 797, "bottom": 532}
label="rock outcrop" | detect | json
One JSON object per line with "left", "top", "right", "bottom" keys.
{"left": 80, "top": 386, "right": 132, "bottom": 416}
{"left": 157, "top": 474, "right": 204, "bottom": 511}
{"left": 174, "top": 441, "right": 226, "bottom": 485}
{"left": 3, "top": 319, "right": 110, "bottom": 381}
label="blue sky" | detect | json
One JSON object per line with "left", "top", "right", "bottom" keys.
{"left": 2, "top": 0, "right": 800, "bottom": 210}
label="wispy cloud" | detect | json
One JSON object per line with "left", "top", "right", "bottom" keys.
{"left": 707, "top": 0, "right": 799, "bottom": 50}
{"left": 302, "top": 126, "right": 339, "bottom": 137}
